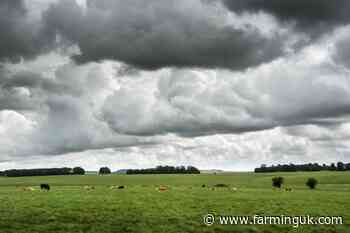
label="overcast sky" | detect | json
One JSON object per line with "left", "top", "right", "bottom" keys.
{"left": 1, "top": 0, "right": 350, "bottom": 171}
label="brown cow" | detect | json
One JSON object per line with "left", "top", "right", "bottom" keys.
{"left": 22, "top": 187, "right": 35, "bottom": 191}
{"left": 158, "top": 185, "right": 168, "bottom": 192}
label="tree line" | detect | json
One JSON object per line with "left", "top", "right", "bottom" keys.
{"left": 0, "top": 167, "right": 85, "bottom": 177}
{"left": 0, "top": 165, "right": 201, "bottom": 177}
{"left": 126, "top": 165, "right": 200, "bottom": 174}
{"left": 255, "top": 162, "right": 350, "bottom": 173}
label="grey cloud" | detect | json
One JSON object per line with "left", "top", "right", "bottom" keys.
{"left": 335, "top": 42, "right": 350, "bottom": 68}
{"left": 0, "top": 58, "right": 108, "bottom": 112}
{"left": 0, "top": 0, "right": 53, "bottom": 62}
{"left": 284, "top": 123, "right": 350, "bottom": 142}
{"left": 0, "top": 49, "right": 349, "bottom": 168}
{"left": 1, "top": 71, "right": 49, "bottom": 89}
{"left": 2, "top": 126, "right": 348, "bottom": 171}
{"left": 1, "top": 39, "right": 350, "bottom": 159}
{"left": 0, "top": 69, "right": 64, "bottom": 111}
{"left": 333, "top": 27, "right": 350, "bottom": 69}
{"left": 102, "top": 47, "right": 350, "bottom": 137}
{"left": 0, "top": 69, "right": 38, "bottom": 111}
{"left": 0, "top": 57, "right": 164, "bottom": 157}
{"left": 221, "top": 0, "right": 350, "bottom": 36}
{"left": 102, "top": 69, "right": 274, "bottom": 137}
{"left": 42, "top": 0, "right": 285, "bottom": 70}
{"left": 0, "top": 89, "right": 36, "bottom": 111}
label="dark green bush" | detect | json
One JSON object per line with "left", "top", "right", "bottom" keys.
{"left": 73, "top": 167, "right": 85, "bottom": 175}
{"left": 306, "top": 178, "right": 318, "bottom": 189}
{"left": 99, "top": 167, "right": 111, "bottom": 175}
{"left": 272, "top": 177, "right": 284, "bottom": 188}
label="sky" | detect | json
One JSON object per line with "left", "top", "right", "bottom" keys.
{"left": 1, "top": 0, "right": 350, "bottom": 171}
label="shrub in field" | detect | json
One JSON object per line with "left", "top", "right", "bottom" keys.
{"left": 272, "top": 177, "right": 284, "bottom": 188}
{"left": 306, "top": 178, "right": 318, "bottom": 189}
{"left": 73, "top": 167, "right": 85, "bottom": 175}
{"left": 99, "top": 167, "right": 111, "bottom": 175}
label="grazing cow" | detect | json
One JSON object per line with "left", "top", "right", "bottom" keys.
{"left": 158, "top": 185, "right": 167, "bottom": 192}
{"left": 110, "top": 185, "right": 118, "bottom": 190}
{"left": 202, "top": 184, "right": 206, "bottom": 188}
{"left": 214, "top": 184, "right": 229, "bottom": 188}
{"left": 40, "top": 184, "right": 50, "bottom": 191}
{"left": 231, "top": 187, "right": 238, "bottom": 192}
{"left": 285, "top": 188, "right": 292, "bottom": 192}
{"left": 23, "top": 187, "right": 35, "bottom": 191}
{"left": 118, "top": 185, "right": 125, "bottom": 189}
{"left": 84, "top": 186, "right": 95, "bottom": 191}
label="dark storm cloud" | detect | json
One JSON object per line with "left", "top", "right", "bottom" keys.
{"left": 0, "top": 0, "right": 51, "bottom": 62}
{"left": 1, "top": 0, "right": 350, "bottom": 167}
{"left": 0, "top": 69, "right": 37, "bottom": 111}
{"left": 0, "top": 89, "right": 35, "bottom": 111}
{"left": 42, "top": 0, "right": 285, "bottom": 70}
{"left": 0, "top": 69, "right": 66, "bottom": 111}
{"left": 333, "top": 28, "right": 350, "bottom": 69}
{"left": 222, "top": 0, "right": 350, "bottom": 36}
{"left": 102, "top": 51, "right": 350, "bottom": 137}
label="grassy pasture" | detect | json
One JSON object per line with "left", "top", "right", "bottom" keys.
{"left": 0, "top": 172, "right": 349, "bottom": 233}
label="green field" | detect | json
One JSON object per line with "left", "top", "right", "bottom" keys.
{"left": 0, "top": 172, "right": 349, "bottom": 233}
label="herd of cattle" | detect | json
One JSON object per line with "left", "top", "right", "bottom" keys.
{"left": 18, "top": 183, "right": 243, "bottom": 192}
{"left": 19, "top": 184, "right": 293, "bottom": 192}
{"left": 20, "top": 184, "right": 126, "bottom": 192}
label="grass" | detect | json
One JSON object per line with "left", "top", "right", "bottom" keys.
{"left": 0, "top": 171, "right": 349, "bottom": 233}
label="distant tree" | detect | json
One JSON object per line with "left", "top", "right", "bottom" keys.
{"left": 322, "top": 164, "right": 328, "bottom": 171}
{"left": 346, "top": 163, "right": 350, "bottom": 171}
{"left": 99, "top": 167, "right": 111, "bottom": 175}
{"left": 306, "top": 178, "right": 318, "bottom": 189}
{"left": 187, "top": 166, "right": 200, "bottom": 174}
{"left": 272, "top": 177, "right": 284, "bottom": 188}
{"left": 72, "top": 167, "right": 85, "bottom": 175}
{"left": 330, "top": 163, "right": 337, "bottom": 171}
{"left": 337, "top": 162, "right": 345, "bottom": 171}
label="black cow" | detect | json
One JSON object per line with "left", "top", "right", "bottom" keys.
{"left": 118, "top": 185, "right": 125, "bottom": 189}
{"left": 40, "top": 184, "right": 50, "bottom": 191}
